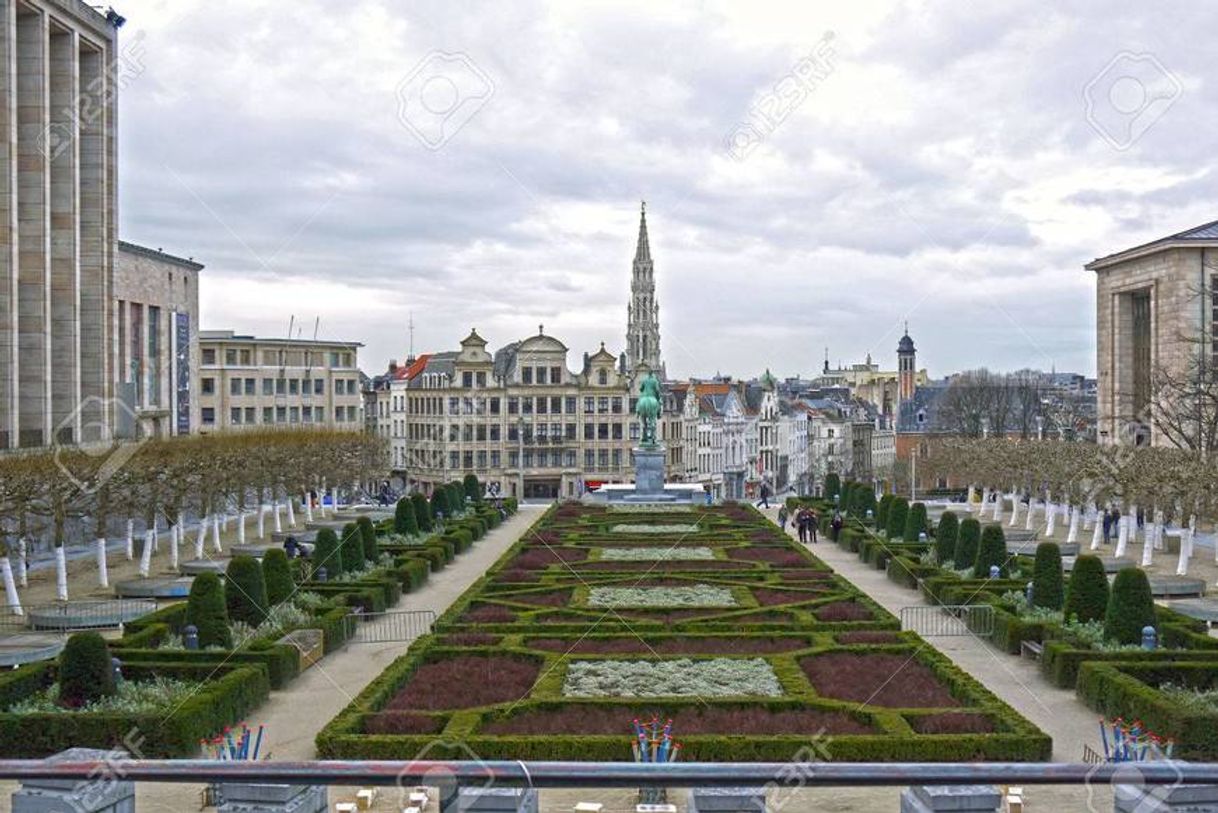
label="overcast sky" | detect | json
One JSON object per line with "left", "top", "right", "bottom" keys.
{"left": 115, "top": 1, "right": 1215, "bottom": 380}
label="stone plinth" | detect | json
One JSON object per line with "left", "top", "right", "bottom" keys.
{"left": 12, "top": 748, "right": 135, "bottom": 813}
{"left": 634, "top": 446, "right": 666, "bottom": 495}
{"left": 456, "top": 787, "right": 539, "bottom": 813}
{"left": 216, "top": 782, "right": 327, "bottom": 813}
{"left": 1148, "top": 575, "right": 1207, "bottom": 598}
{"left": 0, "top": 634, "right": 65, "bottom": 667}
{"left": 1063, "top": 555, "right": 1136, "bottom": 574}
{"left": 180, "top": 558, "right": 230, "bottom": 575}
{"left": 900, "top": 785, "right": 1001, "bottom": 812}
{"left": 272, "top": 529, "right": 318, "bottom": 545}
{"left": 1163, "top": 598, "right": 1218, "bottom": 626}
{"left": 279, "top": 628, "right": 323, "bottom": 669}
{"left": 26, "top": 600, "right": 155, "bottom": 631}
{"left": 687, "top": 786, "right": 767, "bottom": 813}
{"left": 1115, "top": 782, "right": 1218, "bottom": 812}
{"left": 1007, "top": 540, "right": 1079, "bottom": 557}
{"left": 113, "top": 576, "right": 194, "bottom": 599}
{"left": 230, "top": 543, "right": 274, "bottom": 558}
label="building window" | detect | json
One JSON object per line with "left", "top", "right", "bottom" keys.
{"left": 611, "top": 397, "right": 622, "bottom": 414}
{"left": 508, "top": 425, "right": 519, "bottom": 441}
{"left": 565, "top": 423, "right": 576, "bottom": 440}
{"left": 202, "top": 348, "right": 216, "bottom": 365}
{"left": 585, "top": 449, "right": 595, "bottom": 468}
{"left": 314, "top": 379, "right": 324, "bottom": 395}
{"left": 598, "top": 397, "right": 609, "bottom": 413}
{"left": 450, "top": 451, "right": 460, "bottom": 469}
{"left": 564, "top": 450, "right": 576, "bottom": 467}
{"left": 448, "top": 397, "right": 460, "bottom": 414}
{"left": 509, "top": 451, "right": 519, "bottom": 468}
{"left": 565, "top": 396, "right": 576, "bottom": 414}
{"left": 202, "top": 407, "right": 215, "bottom": 425}
{"left": 612, "top": 449, "right": 621, "bottom": 467}
{"left": 507, "top": 397, "right": 518, "bottom": 415}
{"left": 335, "top": 407, "right": 344, "bottom": 423}
{"left": 244, "top": 378, "right": 255, "bottom": 396}
{"left": 551, "top": 366, "right": 562, "bottom": 384}
{"left": 289, "top": 379, "right": 299, "bottom": 395}
{"left": 462, "top": 371, "right": 473, "bottom": 388}
{"left": 290, "top": 406, "right": 300, "bottom": 423}
{"left": 245, "top": 407, "right": 255, "bottom": 424}
{"left": 598, "top": 369, "right": 607, "bottom": 386}
{"left": 598, "top": 423, "right": 609, "bottom": 440}
{"left": 612, "top": 423, "right": 623, "bottom": 440}
{"left": 598, "top": 449, "right": 609, "bottom": 468}
{"left": 490, "top": 397, "right": 500, "bottom": 414}
{"left": 490, "top": 425, "right": 501, "bottom": 441}
{"left": 476, "top": 450, "right": 487, "bottom": 468}
{"left": 225, "top": 349, "right": 237, "bottom": 365}
{"left": 491, "top": 450, "right": 501, "bottom": 467}
{"left": 276, "top": 378, "right": 286, "bottom": 395}
{"left": 630, "top": 423, "right": 640, "bottom": 441}
{"left": 584, "top": 423, "right": 594, "bottom": 440}
{"left": 263, "top": 407, "right": 273, "bottom": 424}
{"left": 476, "top": 372, "right": 487, "bottom": 387}
{"left": 202, "top": 378, "right": 215, "bottom": 395}
{"left": 536, "top": 367, "right": 547, "bottom": 385}
{"left": 521, "top": 367, "right": 533, "bottom": 384}
{"left": 230, "top": 378, "right": 242, "bottom": 396}
{"left": 231, "top": 407, "right": 242, "bottom": 424}
{"left": 523, "top": 450, "right": 534, "bottom": 468}
{"left": 584, "top": 397, "right": 595, "bottom": 414}
{"left": 550, "top": 396, "right": 561, "bottom": 414}
{"left": 522, "top": 398, "right": 533, "bottom": 415}
{"left": 463, "top": 451, "right": 474, "bottom": 468}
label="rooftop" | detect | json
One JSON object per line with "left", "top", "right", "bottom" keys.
{"left": 1087, "top": 217, "right": 1218, "bottom": 270}
{"left": 118, "top": 240, "right": 205, "bottom": 272}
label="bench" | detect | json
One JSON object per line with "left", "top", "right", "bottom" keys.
{"left": 1020, "top": 640, "right": 1043, "bottom": 660}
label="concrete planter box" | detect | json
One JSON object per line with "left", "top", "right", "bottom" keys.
{"left": 279, "top": 629, "right": 324, "bottom": 670}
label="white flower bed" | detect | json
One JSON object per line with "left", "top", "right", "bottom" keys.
{"left": 607, "top": 504, "right": 693, "bottom": 513}
{"left": 610, "top": 523, "right": 700, "bottom": 534}
{"left": 587, "top": 585, "right": 737, "bottom": 607}
{"left": 563, "top": 658, "right": 783, "bottom": 697}
{"left": 599, "top": 547, "right": 715, "bottom": 561}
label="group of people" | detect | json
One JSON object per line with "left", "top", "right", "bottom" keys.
{"left": 1100, "top": 505, "right": 1147, "bottom": 545}
{"left": 777, "top": 505, "right": 822, "bottom": 544}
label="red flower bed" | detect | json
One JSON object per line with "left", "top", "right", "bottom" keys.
{"left": 525, "top": 530, "right": 562, "bottom": 546}
{"left": 363, "top": 711, "right": 445, "bottom": 735}
{"left": 577, "top": 560, "right": 749, "bottom": 572}
{"left": 801, "top": 653, "right": 960, "bottom": 708}
{"left": 730, "top": 548, "right": 809, "bottom": 567}
{"left": 730, "top": 611, "right": 793, "bottom": 624}
{"left": 525, "top": 637, "right": 810, "bottom": 655}
{"left": 509, "top": 589, "right": 574, "bottom": 607}
{"left": 837, "top": 631, "right": 900, "bottom": 645}
{"left": 752, "top": 588, "right": 824, "bottom": 606}
{"left": 460, "top": 604, "right": 517, "bottom": 623}
{"left": 813, "top": 601, "right": 873, "bottom": 621}
{"left": 495, "top": 569, "right": 540, "bottom": 583}
{"left": 909, "top": 712, "right": 995, "bottom": 734}
{"left": 439, "top": 633, "right": 502, "bottom": 647}
{"left": 482, "top": 705, "right": 875, "bottom": 736}
{"left": 384, "top": 655, "right": 541, "bottom": 710}
{"left": 510, "top": 548, "right": 589, "bottom": 570}
{"left": 777, "top": 570, "right": 833, "bottom": 581}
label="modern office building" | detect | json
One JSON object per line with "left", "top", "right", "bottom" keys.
{"left": 0, "top": 0, "right": 123, "bottom": 448}
{"left": 196, "top": 330, "right": 363, "bottom": 433}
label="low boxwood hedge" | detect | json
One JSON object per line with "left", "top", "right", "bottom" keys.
{"left": 109, "top": 641, "right": 300, "bottom": 689}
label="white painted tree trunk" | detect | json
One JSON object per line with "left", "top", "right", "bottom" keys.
{"left": 992, "top": 492, "right": 1004, "bottom": 521}
{"left": 966, "top": 485, "right": 976, "bottom": 512}
{"left": 1024, "top": 499, "right": 1036, "bottom": 531}
{"left": 223, "top": 513, "right": 231, "bottom": 533}
{"left": 1009, "top": 496, "right": 1021, "bottom": 526}
{"left": 1090, "top": 517, "right": 1103, "bottom": 550}
{"left": 126, "top": 519, "right": 135, "bottom": 560}
{"left": 95, "top": 538, "right": 109, "bottom": 588}
{"left": 286, "top": 497, "right": 296, "bottom": 527}
{"left": 17, "top": 539, "right": 27, "bottom": 587}
{"left": 257, "top": 505, "right": 265, "bottom": 539}
{"left": 0, "top": 557, "right": 21, "bottom": 614}
{"left": 139, "top": 531, "right": 153, "bottom": 577}
{"left": 1177, "top": 516, "right": 1196, "bottom": 576}
{"left": 1128, "top": 505, "right": 1139, "bottom": 547}
{"left": 273, "top": 502, "right": 283, "bottom": 533}
{"left": 304, "top": 492, "right": 314, "bottom": 523}
{"left": 1046, "top": 503, "right": 1058, "bottom": 537}
{"left": 1140, "top": 522, "right": 1155, "bottom": 567}
{"left": 195, "top": 518, "right": 207, "bottom": 559}
{"left": 212, "top": 515, "right": 222, "bottom": 553}
{"left": 331, "top": 487, "right": 340, "bottom": 512}
{"left": 55, "top": 546, "right": 68, "bottom": 601}
{"left": 1066, "top": 505, "right": 1080, "bottom": 544}
{"left": 237, "top": 512, "right": 246, "bottom": 544}
{"left": 976, "top": 488, "right": 987, "bottom": 515}
{"left": 169, "top": 524, "right": 179, "bottom": 571}
{"left": 1083, "top": 505, "right": 1095, "bottom": 531}
{"left": 1115, "top": 515, "right": 1130, "bottom": 558}
{"left": 152, "top": 522, "right": 159, "bottom": 553}
{"left": 320, "top": 479, "right": 328, "bottom": 516}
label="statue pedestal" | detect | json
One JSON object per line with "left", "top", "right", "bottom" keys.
{"left": 634, "top": 446, "right": 666, "bottom": 496}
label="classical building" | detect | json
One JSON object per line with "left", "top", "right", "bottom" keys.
{"left": 625, "top": 202, "right": 665, "bottom": 377}
{"left": 1087, "top": 218, "right": 1218, "bottom": 447}
{"left": 392, "top": 327, "right": 639, "bottom": 500}
{"left": 112, "top": 241, "right": 202, "bottom": 439}
{"left": 814, "top": 338, "right": 929, "bottom": 418}
{"left": 1, "top": 1, "right": 123, "bottom": 448}
{"left": 195, "top": 330, "right": 363, "bottom": 433}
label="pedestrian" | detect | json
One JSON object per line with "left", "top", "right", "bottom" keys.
{"left": 1101, "top": 508, "right": 1113, "bottom": 545}
{"left": 777, "top": 506, "right": 789, "bottom": 531}
{"left": 283, "top": 535, "right": 299, "bottom": 559}
{"left": 796, "top": 510, "right": 808, "bottom": 543}
{"left": 756, "top": 483, "right": 770, "bottom": 509}
{"left": 809, "top": 511, "right": 819, "bottom": 544}
{"left": 831, "top": 511, "right": 843, "bottom": 542}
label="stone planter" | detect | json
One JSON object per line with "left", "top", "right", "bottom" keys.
{"left": 278, "top": 629, "right": 324, "bottom": 670}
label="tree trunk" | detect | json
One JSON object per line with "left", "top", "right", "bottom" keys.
{"left": 286, "top": 496, "right": 296, "bottom": 527}
{"left": 1114, "top": 513, "right": 1130, "bottom": 558}
{"left": 17, "top": 538, "right": 28, "bottom": 587}
{"left": 257, "top": 505, "right": 265, "bottom": 539}
{"left": 1090, "top": 514, "right": 1103, "bottom": 550}
{"left": 169, "top": 523, "right": 180, "bottom": 571}
{"left": 1066, "top": 505, "right": 1080, "bottom": 544}
{"left": 152, "top": 522, "right": 159, "bottom": 553}
{"left": 273, "top": 502, "right": 283, "bottom": 533}
{"left": 966, "top": 485, "right": 976, "bottom": 512}
{"left": 1083, "top": 505, "right": 1094, "bottom": 531}
{"left": 96, "top": 538, "right": 109, "bottom": 588}
{"left": 1046, "top": 501, "right": 1058, "bottom": 537}
{"left": 0, "top": 557, "right": 21, "bottom": 614}
{"left": 139, "top": 530, "right": 153, "bottom": 577}
{"left": 1024, "top": 498, "right": 1036, "bottom": 531}
{"left": 1009, "top": 495, "right": 1021, "bottom": 527}
{"left": 237, "top": 512, "right": 246, "bottom": 544}
{"left": 304, "top": 491, "right": 314, "bottom": 522}
{"left": 126, "top": 519, "right": 135, "bottom": 560}
{"left": 212, "top": 515, "right": 222, "bottom": 553}
{"left": 55, "top": 545, "right": 68, "bottom": 600}
{"left": 195, "top": 517, "right": 207, "bottom": 559}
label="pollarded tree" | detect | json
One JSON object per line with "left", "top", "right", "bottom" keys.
{"left": 225, "top": 555, "right": 269, "bottom": 628}
{"left": 935, "top": 511, "right": 959, "bottom": 564}
{"left": 411, "top": 493, "right": 433, "bottom": 532}
{"left": 1104, "top": 568, "right": 1157, "bottom": 646}
{"left": 1031, "top": 542, "right": 1064, "bottom": 610}
{"left": 886, "top": 497, "right": 909, "bottom": 539}
{"left": 973, "top": 523, "right": 1008, "bottom": 578}
{"left": 1063, "top": 555, "right": 1109, "bottom": 623}
{"left": 394, "top": 497, "right": 418, "bottom": 536}
{"left": 904, "top": 502, "right": 928, "bottom": 542}
{"left": 185, "top": 572, "right": 232, "bottom": 649}
{"left": 954, "top": 518, "right": 982, "bottom": 571}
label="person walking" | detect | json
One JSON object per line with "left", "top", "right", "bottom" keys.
{"left": 777, "top": 506, "right": 789, "bottom": 532}
{"left": 1102, "top": 508, "right": 1113, "bottom": 545}
{"left": 756, "top": 483, "right": 771, "bottom": 509}
{"left": 808, "top": 511, "right": 820, "bottom": 544}
{"left": 796, "top": 509, "right": 808, "bottom": 544}
{"left": 830, "top": 511, "right": 843, "bottom": 542}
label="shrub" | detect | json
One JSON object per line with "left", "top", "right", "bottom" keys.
{"left": 313, "top": 527, "right": 343, "bottom": 578}
{"left": 186, "top": 572, "right": 232, "bottom": 648}
{"left": 394, "top": 497, "right": 418, "bottom": 536}
{"left": 57, "top": 633, "right": 115, "bottom": 709}
{"left": 411, "top": 493, "right": 433, "bottom": 532}
{"left": 357, "top": 516, "right": 378, "bottom": 562}
{"left": 449, "top": 482, "right": 466, "bottom": 512}
{"left": 430, "top": 489, "right": 451, "bottom": 521}
{"left": 885, "top": 497, "right": 908, "bottom": 538}
{"left": 954, "top": 518, "right": 981, "bottom": 571}
{"left": 877, "top": 493, "right": 893, "bottom": 529}
{"left": 935, "top": 511, "right": 959, "bottom": 564}
{"left": 973, "top": 524, "right": 1007, "bottom": 578}
{"left": 225, "top": 555, "right": 269, "bottom": 627}
{"left": 1104, "top": 568, "right": 1157, "bottom": 646}
{"left": 824, "top": 473, "right": 841, "bottom": 499}
{"left": 1064, "top": 555, "right": 1109, "bottom": 624}
{"left": 262, "top": 548, "right": 294, "bottom": 606}
{"left": 1031, "top": 543, "right": 1064, "bottom": 610}
{"left": 903, "top": 502, "right": 928, "bottom": 542}
{"left": 463, "top": 473, "right": 481, "bottom": 503}
{"left": 340, "top": 522, "right": 365, "bottom": 573}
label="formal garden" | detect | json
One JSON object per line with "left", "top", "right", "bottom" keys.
{"left": 809, "top": 475, "right": 1218, "bottom": 760}
{"left": 317, "top": 501, "right": 1051, "bottom": 762}
{"left": 0, "top": 478, "right": 517, "bottom": 758}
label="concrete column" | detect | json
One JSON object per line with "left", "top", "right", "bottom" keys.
{"left": 48, "top": 24, "right": 78, "bottom": 443}
{"left": 77, "top": 37, "right": 109, "bottom": 441}
{"left": 15, "top": 5, "right": 50, "bottom": 447}
{"left": 0, "top": 1, "right": 15, "bottom": 449}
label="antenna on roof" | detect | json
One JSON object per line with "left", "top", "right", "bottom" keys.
{"left": 313, "top": 317, "right": 320, "bottom": 341}
{"left": 287, "top": 315, "right": 295, "bottom": 340}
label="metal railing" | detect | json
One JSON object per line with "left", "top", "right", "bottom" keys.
{"left": 899, "top": 604, "right": 994, "bottom": 637}
{"left": 343, "top": 609, "right": 436, "bottom": 643}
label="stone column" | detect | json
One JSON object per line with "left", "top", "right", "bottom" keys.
{"left": 48, "top": 24, "right": 79, "bottom": 443}
{"left": 0, "top": 1, "right": 15, "bottom": 449}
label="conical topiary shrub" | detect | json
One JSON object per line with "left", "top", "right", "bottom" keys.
{"left": 186, "top": 572, "right": 232, "bottom": 648}
{"left": 449, "top": 482, "right": 465, "bottom": 513}
{"left": 825, "top": 473, "right": 841, "bottom": 500}
{"left": 430, "top": 489, "right": 451, "bottom": 522}
{"left": 340, "top": 522, "right": 364, "bottom": 573}
{"left": 463, "top": 473, "right": 482, "bottom": 504}
{"left": 954, "top": 518, "right": 981, "bottom": 572}
{"left": 1031, "top": 542, "right": 1064, "bottom": 610}
{"left": 225, "top": 554, "right": 269, "bottom": 627}
{"left": 57, "top": 632, "right": 115, "bottom": 708}
{"left": 411, "top": 493, "right": 433, "bottom": 532}
{"left": 357, "top": 516, "right": 378, "bottom": 563}
{"left": 877, "top": 493, "right": 893, "bottom": 530}
{"left": 973, "top": 524, "right": 1008, "bottom": 578}
{"left": 394, "top": 497, "right": 418, "bottom": 536}
{"left": 935, "top": 511, "right": 959, "bottom": 564}
{"left": 904, "top": 502, "right": 928, "bottom": 542}
{"left": 312, "top": 527, "right": 342, "bottom": 578}
{"left": 1063, "top": 554, "right": 1109, "bottom": 624}
{"left": 1104, "top": 568, "right": 1157, "bottom": 646}
{"left": 262, "top": 548, "right": 294, "bottom": 606}
{"left": 886, "top": 497, "right": 909, "bottom": 538}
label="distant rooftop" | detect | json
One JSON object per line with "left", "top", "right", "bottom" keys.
{"left": 118, "top": 240, "right": 204, "bottom": 271}
{"left": 199, "top": 329, "right": 362, "bottom": 348}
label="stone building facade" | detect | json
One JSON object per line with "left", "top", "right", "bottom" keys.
{"left": 196, "top": 330, "right": 363, "bottom": 433}
{"left": 112, "top": 241, "right": 202, "bottom": 438}
{"left": 1086, "top": 220, "right": 1218, "bottom": 447}
{"left": 1, "top": 0, "right": 122, "bottom": 448}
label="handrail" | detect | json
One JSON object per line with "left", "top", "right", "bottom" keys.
{"left": 0, "top": 760, "right": 1213, "bottom": 787}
